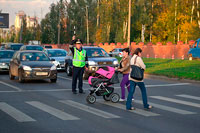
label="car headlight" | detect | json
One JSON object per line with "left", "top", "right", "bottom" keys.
{"left": 50, "top": 65, "right": 57, "bottom": 70}
{"left": 0, "top": 63, "right": 6, "bottom": 66}
{"left": 88, "top": 61, "right": 97, "bottom": 66}
{"left": 113, "top": 60, "right": 118, "bottom": 65}
{"left": 23, "top": 65, "right": 32, "bottom": 71}
{"left": 52, "top": 61, "right": 59, "bottom": 66}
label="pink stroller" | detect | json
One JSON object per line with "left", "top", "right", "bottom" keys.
{"left": 86, "top": 66, "right": 120, "bottom": 104}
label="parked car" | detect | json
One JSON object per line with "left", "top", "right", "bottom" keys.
{"left": 43, "top": 45, "right": 53, "bottom": 49}
{"left": 188, "top": 38, "right": 200, "bottom": 60}
{"left": 0, "top": 46, "right": 5, "bottom": 50}
{"left": 65, "top": 46, "right": 118, "bottom": 78}
{"left": 45, "top": 49, "right": 68, "bottom": 70}
{"left": 0, "top": 50, "right": 14, "bottom": 72}
{"left": 9, "top": 50, "right": 57, "bottom": 83}
{"left": 109, "top": 48, "right": 123, "bottom": 57}
{"left": 5, "top": 43, "right": 24, "bottom": 51}
{"left": 20, "top": 45, "right": 44, "bottom": 51}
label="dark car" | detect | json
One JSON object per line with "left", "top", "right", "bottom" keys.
{"left": 65, "top": 46, "right": 118, "bottom": 78}
{"left": 20, "top": 45, "right": 44, "bottom": 51}
{"left": 188, "top": 38, "right": 200, "bottom": 60}
{"left": 5, "top": 43, "right": 24, "bottom": 51}
{"left": 44, "top": 49, "right": 68, "bottom": 70}
{"left": 0, "top": 50, "right": 14, "bottom": 72}
{"left": 9, "top": 50, "right": 57, "bottom": 83}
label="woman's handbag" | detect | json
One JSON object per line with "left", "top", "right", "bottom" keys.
{"left": 130, "top": 56, "right": 144, "bottom": 80}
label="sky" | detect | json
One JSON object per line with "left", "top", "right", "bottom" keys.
{"left": 0, "top": 0, "right": 60, "bottom": 27}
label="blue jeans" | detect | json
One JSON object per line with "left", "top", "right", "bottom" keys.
{"left": 126, "top": 80, "right": 149, "bottom": 109}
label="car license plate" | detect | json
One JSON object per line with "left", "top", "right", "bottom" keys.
{"left": 36, "top": 72, "right": 48, "bottom": 76}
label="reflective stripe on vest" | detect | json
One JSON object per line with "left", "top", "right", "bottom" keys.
{"left": 73, "top": 47, "right": 86, "bottom": 67}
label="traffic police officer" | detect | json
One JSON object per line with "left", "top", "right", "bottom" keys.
{"left": 70, "top": 39, "right": 88, "bottom": 94}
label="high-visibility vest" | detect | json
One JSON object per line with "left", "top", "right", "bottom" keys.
{"left": 73, "top": 47, "right": 86, "bottom": 67}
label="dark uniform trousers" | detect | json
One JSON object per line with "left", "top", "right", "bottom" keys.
{"left": 72, "top": 66, "right": 85, "bottom": 93}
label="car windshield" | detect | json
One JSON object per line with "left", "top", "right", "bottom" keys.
{"left": 45, "top": 46, "right": 52, "bottom": 48}
{"left": 0, "top": 51, "right": 14, "bottom": 59}
{"left": 47, "top": 50, "right": 67, "bottom": 57}
{"left": 20, "top": 52, "right": 49, "bottom": 61}
{"left": 11, "top": 44, "right": 23, "bottom": 50}
{"left": 84, "top": 48, "right": 110, "bottom": 58}
{"left": 26, "top": 46, "right": 44, "bottom": 51}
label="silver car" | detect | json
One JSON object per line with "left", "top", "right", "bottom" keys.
{"left": 0, "top": 50, "right": 14, "bottom": 72}
{"left": 45, "top": 49, "right": 68, "bottom": 70}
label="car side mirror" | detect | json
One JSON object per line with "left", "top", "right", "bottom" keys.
{"left": 51, "top": 58, "right": 55, "bottom": 61}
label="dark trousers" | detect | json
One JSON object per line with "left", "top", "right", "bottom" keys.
{"left": 72, "top": 66, "right": 85, "bottom": 92}
{"left": 126, "top": 80, "right": 149, "bottom": 109}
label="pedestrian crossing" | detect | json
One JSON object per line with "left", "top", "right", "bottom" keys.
{"left": 0, "top": 94, "right": 199, "bottom": 123}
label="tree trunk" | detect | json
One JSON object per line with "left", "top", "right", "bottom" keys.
{"left": 191, "top": 0, "right": 195, "bottom": 23}
{"left": 123, "top": 21, "right": 127, "bottom": 39}
{"left": 174, "top": 0, "right": 177, "bottom": 43}
{"left": 197, "top": 0, "right": 200, "bottom": 28}
{"left": 141, "top": 24, "right": 145, "bottom": 42}
{"left": 150, "top": 0, "right": 154, "bottom": 42}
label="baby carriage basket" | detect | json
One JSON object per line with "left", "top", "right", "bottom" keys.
{"left": 86, "top": 66, "right": 120, "bottom": 104}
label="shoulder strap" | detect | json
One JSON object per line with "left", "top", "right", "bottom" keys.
{"left": 134, "top": 56, "right": 138, "bottom": 65}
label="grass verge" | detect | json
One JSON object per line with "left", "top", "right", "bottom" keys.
{"left": 116, "top": 57, "right": 200, "bottom": 80}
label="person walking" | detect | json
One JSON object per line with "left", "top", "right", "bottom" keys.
{"left": 70, "top": 39, "right": 88, "bottom": 94}
{"left": 118, "top": 48, "right": 131, "bottom": 101}
{"left": 126, "top": 48, "right": 152, "bottom": 110}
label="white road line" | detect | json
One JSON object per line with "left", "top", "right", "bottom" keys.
{"left": 150, "top": 96, "right": 200, "bottom": 108}
{"left": 176, "top": 94, "right": 200, "bottom": 101}
{"left": 60, "top": 100, "right": 120, "bottom": 119}
{"left": 98, "top": 100, "right": 160, "bottom": 117}
{"left": 0, "top": 102, "right": 36, "bottom": 122}
{"left": 134, "top": 100, "right": 196, "bottom": 115}
{"left": 26, "top": 101, "right": 79, "bottom": 120}
{"left": 114, "top": 83, "right": 190, "bottom": 89}
{"left": 0, "top": 81, "right": 22, "bottom": 91}
{"left": 58, "top": 76, "right": 89, "bottom": 84}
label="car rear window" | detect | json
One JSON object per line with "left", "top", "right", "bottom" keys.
{"left": 26, "top": 46, "right": 44, "bottom": 51}
{"left": 47, "top": 50, "right": 67, "bottom": 57}
{"left": 0, "top": 51, "right": 14, "bottom": 58}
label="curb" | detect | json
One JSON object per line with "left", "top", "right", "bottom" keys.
{"left": 144, "top": 74, "right": 200, "bottom": 84}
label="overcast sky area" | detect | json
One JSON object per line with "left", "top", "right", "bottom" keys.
{"left": 0, "top": 0, "right": 60, "bottom": 26}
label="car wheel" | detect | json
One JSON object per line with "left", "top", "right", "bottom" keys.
{"left": 18, "top": 70, "right": 25, "bottom": 83}
{"left": 66, "top": 65, "right": 72, "bottom": 76}
{"left": 50, "top": 78, "right": 57, "bottom": 83}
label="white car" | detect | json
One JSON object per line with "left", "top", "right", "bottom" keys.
{"left": 109, "top": 48, "right": 123, "bottom": 57}
{"left": 45, "top": 49, "right": 68, "bottom": 70}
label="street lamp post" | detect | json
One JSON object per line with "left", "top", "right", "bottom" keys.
{"left": 127, "top": 0, "right": 131, "bottom": 47}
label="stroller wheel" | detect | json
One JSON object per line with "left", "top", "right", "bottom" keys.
{"left": 86, "top": 95, "right": 96, "bottom": 104}
{"left": 103, "top": 95, "right": 110, "bottom": 101}
{"left": 110, "top": 93, "right": 120, "bottom": 103}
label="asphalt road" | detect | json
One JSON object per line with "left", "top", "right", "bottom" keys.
{"left": 0, "top": 71, "right": 200, "bottom": 133}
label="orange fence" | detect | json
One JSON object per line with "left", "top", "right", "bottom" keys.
{"left": 43, "top": 40, "right": 195, "bottom": 59}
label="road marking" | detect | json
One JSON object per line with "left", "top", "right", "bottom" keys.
{"left": 26, "top": 101, "right": 79, "bottom": 120}
{"left": 176, "top": 94, "right": 200, "bottom": 101}
{"left": 0, "top": 81, "right": 22, "bottom": 91}
{"left": 134, "top": 100, "right": 196, "bottom": 115}
{"left": 150, "top": 96, "right": 200, "bottom": 108}
{"left": 98, "top": 100, "right": 160, "bottom": 117}
{"left": 60, "top": 100, "right": 120, "bottom": 119}
{"left": 114, "top": 83, "right": 190, "bottom": 89}
{"left": 58, "top": 76, "right": 89, "bottom": 84}
{"left": 0, "top": 102, "right": 36, "bottom": 122}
